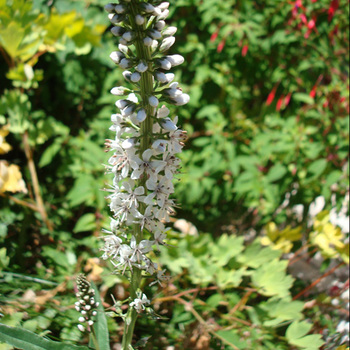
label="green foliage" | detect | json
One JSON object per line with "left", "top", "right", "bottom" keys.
{"left": 0, "top": 0, "right": 348, "bottom": 349}
{"left": 173, "top": 0, "right": 349, "bottom": 229}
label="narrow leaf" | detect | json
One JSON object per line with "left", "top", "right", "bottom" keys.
{"left": 90, "top": 282, "right": 110, "bottom": 350}
{"left": 0, "top": 324, "right": 89, "bottom": 350}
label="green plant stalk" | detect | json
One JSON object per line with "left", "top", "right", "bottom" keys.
{"left": 121, "top": 1, "right": 155, "bottom": 348}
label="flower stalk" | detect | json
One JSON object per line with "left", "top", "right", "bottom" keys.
{"left": 102, "top": 0, "right": 189, "bottom": 348}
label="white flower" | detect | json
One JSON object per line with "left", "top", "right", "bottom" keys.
{"left": 133, "top": 205, "right": 156, "bottom": 231}
{"left": 144, "top": 176, "right": 174, "bottom": 208}
{"left": 163, "top": 153, "right": 181, "bottom": 179}
{"left": 130, "top": 292, "right": 150, "bottom": 313}
{"left": 130, "top": 236, "right": 153, "bottom": 262}
{"left": 101, "top": 235, "right": 123, "bottom": 260}
{"left": 120, "top": 180, "right": 145, "bottom": 209}
{"left": 157, "top": 105, "right": 170, "bottom": 118}
{"left": 152, "top": 139, "right": 168, "bottom": 154}
{"left": 155, "top": 198, "right": 176, "bottom": 222}
{"left": 130, "top": 149, "right": 166, "bottom": 181}
{"left": 108, "top": 145, "right": 135, "bottom": 180}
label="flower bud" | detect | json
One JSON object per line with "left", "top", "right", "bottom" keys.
{"left": 166, "top": 54, "right": 184, "bottom": 67}
{"left": 110, "top": 14, "right": 123, "bottom": 25}
{"left": 136, "top": 61, "right": 148, "bottom": 73}
{"left": 162, "top": 26, "right": 177, "bottom": 37}
{"left": 156, "top": 58, "right": 171, "bottom": 70}
{"left": 123, "top": 31, "right": 135, "bottom": 42}
{"left": 155, "top": 20, "right": 166, "bottom": 31}
{"left": 119, "top": 58, "right": 133, "bottom": 69}
{"left": 111, "top": 87, "right": 131, "bottom": 96}
{"left": 135, "top": 14, "right": 145, "bottom": 25}
{"left": 159, "top": 2, "right": 170, "bottom": 10}
{"left": 158, "top": 9, "right": 169, "bottom": 20}
{"left": 160, "top": 118, "right": 177, "bottom": 131}
{"left": 149, "top": 29, "right": 162, "bottom": 40}
{"left": 131, "top": 72, "right": 141, "bottom": 82}
{"left": 115, "top": 4, "right": 126, "bottom": 14}
{"left": 143, "top": 37, "right": 153, "bottom": 47}
{"left": 123, "top": 71, "right": 132, "bottom": 82}
{"left": 172, "top": 93, "right": 190, "bottom": 106}
{"left": 104, "top": 3, "right": 116, "bottom": 13}
{"left": 160, "top": 37, "right": 175, "bottom": 52}
{"left": 149, "top": 96, "right": 159, "bottom": 107}
{"left": 110, "top": 51, "right": 124, "bottom": 64}
{"left": 137, "top": 109, "right": 147, "bottom": 122}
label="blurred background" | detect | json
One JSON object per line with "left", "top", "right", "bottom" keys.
{"left": 0, "top": 0, "right": 349, "bottom": 349}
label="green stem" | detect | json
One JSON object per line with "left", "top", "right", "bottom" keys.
{"left": 121, "top": 2, "right": 155, "bottom": 349}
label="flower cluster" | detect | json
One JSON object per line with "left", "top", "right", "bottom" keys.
{"left": 75, "top": 274, "right": 99, "bottom": 332}
{"left": 102, "top": 0, "right": 189, "bottom": 308}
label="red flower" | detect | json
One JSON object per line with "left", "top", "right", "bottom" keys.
{"left": 210, "top": 31, "right": 219, "bottom": 42}
{"left": 284, "top": 93, "right": 292, "bottom": 107}
{"left": 266, "top": 85, "right": 278, "bottom": 106}
{"left": 328, "top": 0, "right": 339, "bottom": 22}
{"left": 242, "top": 45, "right": 249, "bottom": 57}
{"left": 217, "top": 39, "right": 226, "bottom": 53}
{"left": 276, "top": 95, "right": 284, "bottom": 111}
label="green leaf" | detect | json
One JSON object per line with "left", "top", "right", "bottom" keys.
{"left": 39, "top": 141, "right": 62, "bottom": 167}
{"left": 210, "top": 234, "right": 244, "bottom": 266}
{"left": 266, "top": 164, "right": 287, "bottom": 183}
{"left": 216, "top": 330, "right": 248, "bottom": 349}
{"left": 237, "top": 240, "right": 282, "bottom": 268}
{"left": 0, "top": 324, "right": 89, "bottom": 350}
{"left": 286, "top": 321, "right": 324, "bottom": 350}
{"left": 73, "top": 214, "right": 97, "bottom": 233}
{"left": 262, "top": 299, "right": 304, "bottom": 326}
{"left": 90, "top": 282, "right": 110, "bottom": 350}
{"left": 251, "top": 259, "right": 294, "bottom": 298}
{"left": 307, "top": 159, "right": 327, "bottom": 179}
{"left": 293, "top": 93, "right": 315, "bottom": 105}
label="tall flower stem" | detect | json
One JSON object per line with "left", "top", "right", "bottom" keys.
{"left": 122, "top": 2, "right": 154, "bottom": 347}
{"left": 103, "top": 0, "right": 190, "bottom": 348}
